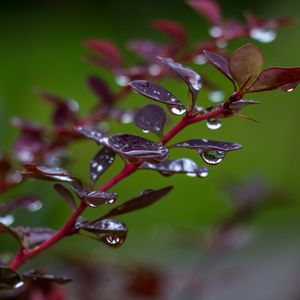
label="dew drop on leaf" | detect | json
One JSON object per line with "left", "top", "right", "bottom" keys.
{"left": 169, "top": 158, "right": 197, "bottom": 173}
{"left": 0, "top": 215, "right": 15, "bottom": 226}
{"left": 200, "top": 150, "right": 225, "bottom": 165}
{"left": 250, "top": 28, "right": 277, "bottom": 43}
{"left": 193, "top": 54, "right": 208, "bottom": 65}
{"left": 102, "top": 235, "right": 125, "bottom": 248}
{"left": 27, "top": 200, "right": 43, "bottom": 212}
{"left": 206, "top": 118, "right": 222, "bottom": 130}
{"left": 115, "top": 75, "right": 129, "bottom": 87}
{"left": 208, "top": 90, "right": 225, "bottom": 103}
{"left": 169, "top": 106, "right": 186, "bottom": 116}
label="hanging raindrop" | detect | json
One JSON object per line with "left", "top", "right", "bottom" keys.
{"left": 200, "top": 150, "right": 225, "bottom": 165}
{"left": 206, "top": 118, "right": 222, "bottom": 130}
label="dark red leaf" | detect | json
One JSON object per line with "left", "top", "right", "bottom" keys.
{"left": 229, "top": 100, "right": 258, "bottom": 113}
{"left": 129, "top": 80, "right": 186, "bottom": 116}
{"left": 54, "top": 184, "right": 76, "bottom": 210}
{"left": 203, "top": 49, "right": 234, "bottom": 82}
{"left": 0, "top": 196, "right": 42, "bottom": 214}
{"left": 158, "top": 57, "right": 202, "bottom": 106}
{"left": 79, "top": 218, "right": 127, "bottom": 248}
{"left": 84, "top": 39, "right": 123, "bottom": 68}
{"left": 187, "top": 0, "right": 222, "bottom": 25}
{"left": 39, "top": 91, "right": 78, "bottom": 127}
{"left": 229, "top": 44, "right": 263, "bottom": 91}
{"left": 248, "top": 67, "right": 300, "bottom": 93}
{"left": 22, "top": 270, "right": 72, "bottom": 284}
{"left": 172, "top": 139, "right": 242, "bottom": 152}
{"left": 22, "top": 164, "right": 75, "bottom": 183}
{"left": 152, "top": 20, "right": 187, "bottom": 44}
{"left": 134, "top": 104, "right": 166, "bottom": 137}
{"left": 74, "top": 126, "right": 106, "bottom": 145}
{"left": 108, "top": 134, "right": 168, "bottom": 164}
{"left": 71, "top": 184, "right": 117, "bottom": 207}
{"left": 90, "top": 147, "right": 116, "bottom": 184}
{"left": 87, "top": 75, "right": 114, "bottom": 107}
{"left": 141, "top": 158, "right": 208, "bottom": 178}
{"left": 102, "top": 186, "right": 173, "bottom": 219}
{"left": 15, "top": 226, "right": 55, "bottom": 249}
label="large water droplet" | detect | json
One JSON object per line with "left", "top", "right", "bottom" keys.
{"left": 102, "top": 235, "right": 125, "bottom": 248}
{"left": 148, "top": 64, "right": 161, "bottom": 76}
{"left": 14, "top": 280, "right": 25, "bottom": 289}
{"left": 200, "top": 150, "right": 225, "bottom": 165}
{"left": 193, "top": 54, "right": 208, "bottom": 65}
{"left": 27, "top": 201, "right": 43, "bottom": 212}
{"left": 120, "top": 111, "right": 133, "bottom": 124}
{"left": 0, "top": 215, "right": 15, "bottom": 226}
{"left": 208, "top": 90, "right": 225, "bottom": 103}
{"left": 250, "top": 28, "right": 277, "bottom": 43}
{"left": 200, "top": 169, "right": 209, "bottom": 178}
{"left": 115, "top": 75, "right": 129, "bottom": 87}
{"left": 209, "top": 26, "right": 223, "bottom": 38}
{"left": 206, "top": 118, "right": 222, "bottom": 130}
{"left": 169, "top": 106, "right": 186, "bottom": 116}
{"left": 169, "top": 158, "right": 197, "bottom": 173}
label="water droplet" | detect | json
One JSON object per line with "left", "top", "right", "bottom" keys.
{"left": 16, "top": 150, "right": 33, "bottom": 163}
{"left": 14, "top": 280, "right": 25, "bottom": 289}
{"left": 190, "top": 73, "right": 202, "bottom": 91}
{"left": 120, "top": 111, "right": 133, "bottom": 124}
{"left": 208, "top": 90, "right": 225, "bottom": 103}
{"left": 102, "top": 235, "right": 124, "bottom": 248}
{"left": 142, "top": 130, "right": 150, "bottom": 133}
{"left": 169, "top": 106, "right": 186, "bottom": 116}
{"left": 250, "top": 28, "right": 277, "bottom": 43}
{"left": 209, "top": 26, "right": 223, "bottom": 38}
{"left": 285, "top": 87, "right": 294, "bottom": 93}
{"left": 115, "top": 75, "right": 129, "bottom": 87}
{"left": 27, "top": 201, "right": 43, "bottom": 212}
{"left": 206, "top": 118, "right": 222, "bottom": 130}
{"left": 216, "top": 39, "right": 228, "bottom": 49}
{"left": 107, "top": 198, "right": 115, "bottom": 204}
{"left": 148, "top": 64, "right": 161, "bottom": 76}
{"left": 169, "top": 158, "right": 197, "bottom": 173}
{"left": 200, "top": 150, "right": 225, "bottom": 165}
{"left": 193, "top": 54, "right": 208, "bottom": 65}
{"left": 0, "top": 215, "right": 15, "bottom": 226}
{"left": 200, "top": 169, "right": 209, "bottom": 178}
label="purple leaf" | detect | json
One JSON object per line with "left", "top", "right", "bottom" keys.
{"left": 127, "top": 40, "right": 165, "bottom": 63}
{"left": 158, "top": 57, "right": 202, "bottom": 106}
{"left": 229, "top": 100, "right": 259, "bottom": 113}
{"left": 172, "top": 139, "right": 242, "bottom": 152}
{"left": 248, "top": 67, "right": 300, "bottom": 93}
{"left": 87, "top": 75, "right": 114, "bottom": 107}
{"left": 74, "top": 126, "right": 106, "bottom": 145}
{"left": 229, "top": 44, "right": 264, "bottom": 91}
{"left": 84, "top": 39, "right": 123, "bottom": 68}
{"left": 79, "top": 218, "right": 127, "bottom": 248}
{"left": 71, "top": 184, "right": 117, "bottom": 207}
{"left": 22, "top": 164, "right": 75, "bottom": 183}
{"left": 203, "top": 49, "right": 234, "bottom": 82}
{"left": 90, "top": 147, "right": 116, "bottom": 184}
{"left": 129, "top": 80, "right": 186, "bottom": 116}
{"left": 0, "top": 267, "right": 23, "bottom": 290}
{"left": 11, "top": 118, "right": 46, "bottom": 163}
{"left": 187, "top": 0, "right": 222, "bottom": 25}
{"left": 141, "top": 158, "right": 208, "bottom": 178}
{"left": 102, "top": 186, "right": 173, "bottom": 219}
{"left": 0, "top": 196, "right": 42, "bottom": 214}
{"left": 134, "top": 104, "right": 166, "bottom": 137}
{"left": 22, "top": 270, "right": 72, "bottom": 284}
{"left": 15, "top": 226, "right": 55, "bottom": 249}
{"left": 108, "top": 134, "right": 168, "bottom": 164}
{"left": 39, "top": 91, "right": 78, "bottom": 128}
{"left": 54, "top": 184, "right": 76, "bottom": 210}
{"left": 152, "top": 20, "right": 187, "bottom": 44}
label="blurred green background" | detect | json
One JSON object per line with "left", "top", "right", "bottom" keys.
{"left": 0, "top": 0, "right": 300, "bottom": 277}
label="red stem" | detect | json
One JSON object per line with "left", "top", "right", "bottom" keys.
{"left": 8, "top": 106, "right": 224, "bottom": 270}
